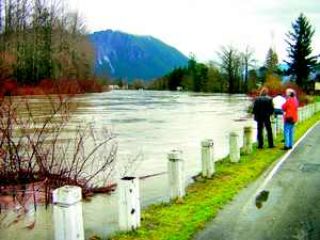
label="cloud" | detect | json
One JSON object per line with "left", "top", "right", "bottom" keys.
{"left": 69, "top": 0, "right": 320, "bottom": 63}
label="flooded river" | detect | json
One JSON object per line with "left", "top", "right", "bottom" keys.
{"left": 0, "top": 90, "right": 254, "bottom": 239}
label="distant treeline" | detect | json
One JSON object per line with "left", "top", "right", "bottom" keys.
{"left": 148, "top": 52, "right": 282, "bottom": 94}
{"left": 0, "top": 0, "right": 101, "bottom": 94}
{"left": 149, "top": 13, "right": 320, "bottom": 93}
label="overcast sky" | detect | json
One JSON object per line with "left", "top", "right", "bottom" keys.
{"left": 68, "top": 0, "right": 320, "bottom": 65}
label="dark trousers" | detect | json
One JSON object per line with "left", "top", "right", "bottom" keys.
{"left": 257, "top": 119, "right": 274, "bottom": 148}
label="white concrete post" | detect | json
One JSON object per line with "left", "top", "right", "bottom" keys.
{"left": 309, "top": 105, "right": 312, "bottom": 117}
{"left": 271, "top": 118, "right": 277, "bottom": 139}
{"left": 24, "top": 204, "right": 36, "bottom": 228}
{"left": 305, "top": 106, "right": 308, "bottom": 119}
{"left": 308, "top": 105, "right": 312, "bottom": 118}
{"left": 303, "top": 107, "right": 307, "bottom": 121}
{"left": 311, "top": 103, "right": 315, "bottom": 116}
{"left": 168, "top": 150, "right": 185, "bottom": 200}
{"left": 229, "top": 131, "right": 240, "bottom": 163}
{"left": 277, "top": 115, "right": 284, "bottom": 132}
{"left": 309, "top": 105, "right": 312, "bottom": 118}
{"left": 118, "top": 177, "right": 141, "bottom": 232}
{"left": 53, "top": 186, "right": 84, "bottom": 240}
{"left": 243, "top": 126, "right": 253, "bottom": 155}
{"left": 201, "top": 139, "right": 215, "bottom": 178}
{"left": 298, "top": 108, "right": 302, "bottom": 123}
{"left": 308, "top": 105, "right": 311, "bottom": 119}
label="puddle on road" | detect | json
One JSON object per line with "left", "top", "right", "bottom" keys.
{"left": 255, "top": 190, "right": 270, "bottom": 209}
{"left": 300, "top": 164, "right": 320, "bottom": 173}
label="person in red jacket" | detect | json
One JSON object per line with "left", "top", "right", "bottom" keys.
{"left": 282, "top": 88, "right": 298, "bottom": 150}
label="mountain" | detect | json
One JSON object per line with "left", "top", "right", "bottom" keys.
{"left": 89, "top": 30, "right": 189, "bottom": 81}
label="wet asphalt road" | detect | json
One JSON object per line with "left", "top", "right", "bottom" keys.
{"left": 194, "top": 122, "right": 320, "bottom": 240}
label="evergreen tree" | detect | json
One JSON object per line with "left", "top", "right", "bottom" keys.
{"left": 167, "top": 67, "right": 185, "bottom": 90}
{"left": 193, "top": 63, "right": 208, "bottom": 92}
{"left": 186, "top": 55, "right": 209, "bottom": 92}
{"left": 207, "top": 63, "right": 224, "bottom": 92}
{"left": 285, "top": 13, "right": 317, "bottom": 88}
{"left": 247, "top": 69, "right": 258, "bottom": 91}
{"left": 265, "top": 47, "right": 278, "bottom": 74}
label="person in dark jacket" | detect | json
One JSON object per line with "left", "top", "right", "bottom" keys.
{"left": 253, "top": 87, "right": 274, "bottom": 149}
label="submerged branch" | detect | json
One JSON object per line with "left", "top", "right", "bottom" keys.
{"left": 0, "top": 96, "right": 118, "bottom": 207}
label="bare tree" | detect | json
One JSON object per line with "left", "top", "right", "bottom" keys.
{"left": 241, "top": 46, "right": 256, "bottom": 93}
{"left": 0, "top": 0, "right": 3, "bottom": 32}
{"left": 1, "top": 0, "right": 95, "bottom": 86}
{"left": 0, "top": 95, "right": 118, "bottom": 204}
{"left": 218, "top": 46, "right": 242, "bottom": 93}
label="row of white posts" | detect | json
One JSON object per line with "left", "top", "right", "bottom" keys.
{"left": 298, "top": 102, "right": 320, "bottom": 123}
{"left": 273, "top": 102, "right": 320, "bottom": 136}
{"left": 52, "top": 102, "right": 320, "bottom": 239}
{"left": 51, "top": 127, "right": 252, "bottom": 239}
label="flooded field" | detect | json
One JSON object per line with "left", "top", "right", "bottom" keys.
{"left": 0, "top": 90, "right": 254, "bottom": 239}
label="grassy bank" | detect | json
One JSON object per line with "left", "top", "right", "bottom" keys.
{"left": 98, "top": 112, "right": 320, "bottom": 240}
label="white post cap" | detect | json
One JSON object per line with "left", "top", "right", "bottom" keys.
{"left": 168, "top": 149, "right": 183, "bottom": 161}
{"left": 201, "top": 139, "right": 214, "bottom": 147}
{"left": 53, "top": 185, "right": 82, "bottom": 206}
{"left": 230, "top": 132, "right": 239, "bottom": 137}
{"left": 244, "top": 126, "right": 252, "bottom": 132}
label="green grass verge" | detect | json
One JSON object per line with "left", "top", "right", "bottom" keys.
{"left": 96, "top": 112, "right": 320, "bottom": 240}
